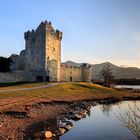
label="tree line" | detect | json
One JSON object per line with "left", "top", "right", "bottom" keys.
{"left": 0, "top": 57, "right": 13, "bottom": 72}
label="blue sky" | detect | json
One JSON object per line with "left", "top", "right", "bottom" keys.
{"left": 0, "top": 0, "right": 140, "bottom": 67}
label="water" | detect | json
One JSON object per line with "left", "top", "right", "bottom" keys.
{"left": 60, "top": 101, "right": 140, "bottom": 140}
{"left": 115, "top": 85, "right": 140, "bottom": 90}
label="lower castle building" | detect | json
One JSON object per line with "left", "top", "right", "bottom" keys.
{"left": 0, "top": 20, "right": 91, "bottom": 83}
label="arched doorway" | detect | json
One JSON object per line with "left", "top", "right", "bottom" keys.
{"left": 70, "top": 76, "right": 72, "bottom": 82}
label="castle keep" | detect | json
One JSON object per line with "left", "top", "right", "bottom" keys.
{"left": 0, "top": 20, "right": 91, "bottom": 83}
{"left": 24, "top": 21, "right": 62, "bottom": 82}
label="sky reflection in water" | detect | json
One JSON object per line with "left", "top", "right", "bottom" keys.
{"left": 60, "top": 101, "right": 140, "bottom": 140}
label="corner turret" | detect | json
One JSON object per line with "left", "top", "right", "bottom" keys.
{"left": 81, "top": 63, "right": 91, "bottom": 82}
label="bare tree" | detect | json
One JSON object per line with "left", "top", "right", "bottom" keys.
{"left": 117, "top": 103, "right": 140, "bottom": 140}
{"left": 100, "top": 64, "right": 114, "bottom": 87}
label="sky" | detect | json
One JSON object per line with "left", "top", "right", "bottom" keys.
{"left": 0, "top": 0, "right": 140, "bottom": 68}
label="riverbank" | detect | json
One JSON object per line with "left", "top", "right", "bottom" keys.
{"left": 0, "top": 82, "right": 140, "bottom": 139}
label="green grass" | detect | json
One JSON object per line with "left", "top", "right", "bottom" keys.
{"left": 75, "top": 83, "right": 114, "bottom": 93}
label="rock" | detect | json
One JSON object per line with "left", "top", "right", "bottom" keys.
{"left": 0, "top": 122, "right": 3, "bottom": 127}
{"left": 44, "top": 131, "right": 53, "bottom": 139}
{"left": 64, "top": 124, "right": 73, "bottom": 131}
{"left": 59, "top": 122, "right": 66, "bottom": 127}
{"left": 61, "top": 117, "right": 68, "bottom": 123}
{"left": 80, "top": 109, "right": 87, "bottom": 115}
{"left": 34, "top": 131, "right": 45, "bottom": 138}
{"left": 52, "top": 133, "right": 56, "bottom": 137}
{"left": 70, "top": 108, "right": 89, "bottom": 120}
{"left": 64, "top": 121, "right": 73, "bottom": 131}
{"left": 66, "top": 121, "right": 73, "bottom": 126}
{"left": 34, "top": 130, "right": 54, "bottom": 139}
{"left": 92, "top": 102, "right": 97, "bottom": 106}
{"left": 70, "top": 113, "right": 83, "bottom": 120}
{"left": 58, "top": 127, "right": 66, "bottom": 135}
{"left": 85, "top": 106, "right": 91, "bottom": 111}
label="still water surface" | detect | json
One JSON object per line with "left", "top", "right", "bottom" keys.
{"left": 115, "top": 85, "right": 140, "bottom": 89}
{"left": 61, "top": 101, "right": 140, "bottom": 140}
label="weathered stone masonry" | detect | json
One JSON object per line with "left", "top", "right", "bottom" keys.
{"left": 60, "top": 64, "right": 91, "bottom": 82}
{"left": 24, "top": 21, "right": 62, "bottom": 82}
{"left": 0, "top": 20, "right": 91, "bottom": 83}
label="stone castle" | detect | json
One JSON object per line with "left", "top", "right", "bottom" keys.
{"left": 0, "top": 20, "right": 91, "bottom": 83}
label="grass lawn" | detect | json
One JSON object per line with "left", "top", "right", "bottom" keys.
{"left": 0, "top": 82, "right": 139, "bottom": 112}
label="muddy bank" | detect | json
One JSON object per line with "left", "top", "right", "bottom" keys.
{"left": 0, "top": 100, "right": 98, "bottom": 139}
{"left": 0, "top": 103, "right": 69, "bottom": 140}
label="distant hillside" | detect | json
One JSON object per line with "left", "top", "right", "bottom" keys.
{"left": 92, "top": 62, "right": 140, "bottom": 80}
{"left": 63, "top": 61, "right": 81, "bottom": 67}
{"left": 63, "top": 61, "right": 140, "bottom": 80}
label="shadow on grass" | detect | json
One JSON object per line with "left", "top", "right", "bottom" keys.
{"left": 0, "top": 81, "right": 36, "bottom": 87}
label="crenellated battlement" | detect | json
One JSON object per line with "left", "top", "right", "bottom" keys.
{"left": 61, "top": 64, "right": 81, "bottom": 69}
{"left": 24, "top": 20, "right": 62, "bottom": 41}
{"left": 45, "top": 20, "right": 62, "bottom": 40}
{"left": 61, "top": 63, "right": 91, "bottom": 70}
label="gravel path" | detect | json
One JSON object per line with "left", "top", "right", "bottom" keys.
{"left": 0, "top": 83, "right": 60, "bottom": 92}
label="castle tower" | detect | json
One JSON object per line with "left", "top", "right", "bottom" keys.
{"left": 24, "top": 20, "right": 62, "bottom": 82}
{"left": 81, "top": 63, "right": 92, "bottom": 82}
{"left": 45, "top": 21, "right": 62, "bottom": 82}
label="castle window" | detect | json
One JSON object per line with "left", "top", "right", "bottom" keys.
{"left": 51, "top": 29, "right": 54, "bottom": 35}
{"left": 70, "top": 76, "right": 72, "bottom": 82}
{"left": 47, "top": 57, "right": 49, "bottom": 63}
{"left": 53, "top": 48, "right": 55, "bottom": 52}
{"left": 32, "top": 37, "right": 35, "bottom": 43}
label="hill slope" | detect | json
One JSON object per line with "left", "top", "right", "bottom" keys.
{"left": 92, "top": 62, "right": 140, "bottom": 80}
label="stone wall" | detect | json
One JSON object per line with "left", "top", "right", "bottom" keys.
{"left": 48, "top": 60, "right": 59, "bottom": 81}
{"left": 0, "top": 70, "right": 25, "bottom": 83}
{"left": 60, "top": 64, "right": 82, "bottom": 82}
{"left": 60, "top": 64, "right": 91, "bottom": 82}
